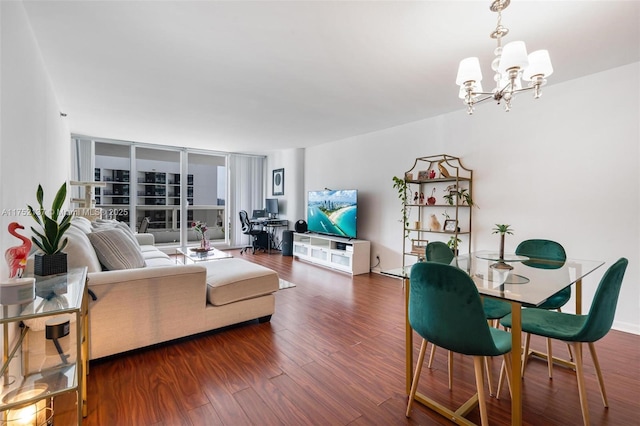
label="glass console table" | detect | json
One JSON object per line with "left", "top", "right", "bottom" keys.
{"left": 0, "top": 267, "right": 89, "bottom": 425}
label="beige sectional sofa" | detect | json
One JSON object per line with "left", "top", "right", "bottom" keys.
{"left": 62, "top": 217, "right": 279, "bottom": 360}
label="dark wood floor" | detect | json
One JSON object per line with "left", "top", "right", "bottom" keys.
{"left": 55, "top": 250, "right": 639, "bottom": 425}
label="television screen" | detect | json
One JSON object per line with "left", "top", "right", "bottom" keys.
{"left": 307, "top": 189, "right": 358, "bottom": 239}
{"left": 265, "top": 198, "right": 279, "bottom": 216}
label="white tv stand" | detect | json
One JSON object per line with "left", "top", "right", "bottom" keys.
{"left": 292, "top": 232, "right": 371, "bottom": 275}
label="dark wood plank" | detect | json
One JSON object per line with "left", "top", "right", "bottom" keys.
{"left": 51, "top": 250, "right": 640, "bottom": 425}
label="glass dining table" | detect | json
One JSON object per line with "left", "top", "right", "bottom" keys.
{"left": 382, "top": 251, "right": 604, "bottom": 426}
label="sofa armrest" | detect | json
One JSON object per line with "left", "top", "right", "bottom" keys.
{"left": 87, "top": 264, "right": 205, "bottom": 287}
{"left": 135, "top": 233, "right": 155, "bottom": 246}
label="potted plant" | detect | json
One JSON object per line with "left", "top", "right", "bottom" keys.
{"left": 444, "top": 188, "right": 476, "bottom": 207}
{"left": 27, "top": 182, "right": 73, "bottom": 276}
{"left": 392, "top": 176, "right": 412, "bottom": 238}
{"left": 447, "top": 235, "right": 462, "bottom": 256}
{"left": 491, "top": 224, "right": 514, "bottom": 269}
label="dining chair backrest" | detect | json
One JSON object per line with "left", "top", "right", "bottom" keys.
{"left": 515, "top": 239, "right": 566, "bottom": 269}
{"left": 425, "top": 241, "right": 454, "bottom": 264}
{"left": 516, "top": 239, "right": 567, "bottom": 269}
{"left": 574, "top": 257, "right": 628, "bottom": 343}
{"left": 409, "top": 262, "right": 509, "bottom": 357}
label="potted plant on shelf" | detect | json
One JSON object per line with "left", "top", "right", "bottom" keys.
{"left": 444, "top": 188, "right": 476, "bottom": 207}
{"left": 447, "top": 235, "right": 462, "bottom": 256}
{"left": 491, "top": 224, "right": 514, "bottom": 270}
{"left": 392, "top": 176, "right": 412, "bottom": 237}
{"left": 27, "top": 182, "right": 72, "bottom": 276}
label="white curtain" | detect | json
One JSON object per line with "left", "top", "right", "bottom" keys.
{"left": 229, "top": 154, "right": 266, "bottom": 247}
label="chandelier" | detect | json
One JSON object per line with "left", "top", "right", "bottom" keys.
{"left": 455, "top": 0, "right": 553, "bottom": 115}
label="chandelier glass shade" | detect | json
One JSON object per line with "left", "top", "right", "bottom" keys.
{"left": 456, "top": 0, "right": 553, "bottom": 114}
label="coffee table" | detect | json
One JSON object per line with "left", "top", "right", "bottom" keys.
{"left": 176, "top": 246, "right": 233, "bottom": 264}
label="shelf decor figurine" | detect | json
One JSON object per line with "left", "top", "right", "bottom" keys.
{"left": 428, "top": 214, "right": 441, "bottom": 231}
{"left": 491, "top": 224, "right": 514, "bottom": 270}
{"left": 27, "top": 183, "right": 72, "bottom": 276}
{"left": 426, "top": 188, "right": 437, "bottom": 205}
{"left": 5, "top": 222, "right": 32, "bottom": 279}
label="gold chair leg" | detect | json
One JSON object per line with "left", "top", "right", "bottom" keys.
{"left": 572, "top": 342, "right": 590, "bottom": 426}
{"left": 547, "top": 337, "right": 553, "bottom": 379}
{"left": 484, "top": 357, "right": 494, "bottom": 397}
{"left": 448, "top": 350, "right": 454, "bottom": 390}
{"left": 588, "top": 342, "right": 609, "bottom": 407}
{"left": 428, "top": 343, "right": 437, "bottom": 368}
{"left": 473, "top": 356, "right": 489, "bottom": 426}
{"left": 406, "top": 338, "right": 429, "bottom": 417}
{"left": 496, "top": 361, "right": 505, "bottom": 399}
{"left": 503, "top": 354, "right": 513, "bottom": 399}
{"left": 521, "top": 332, "right": 531, "bottom": 378}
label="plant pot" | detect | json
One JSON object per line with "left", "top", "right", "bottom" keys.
{"left": 34, "top": 252, "right": 68, "bottom": 276}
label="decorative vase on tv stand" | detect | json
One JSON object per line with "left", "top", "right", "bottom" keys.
{"left": 27, "top": 183, "right": 72, "bottom": 276}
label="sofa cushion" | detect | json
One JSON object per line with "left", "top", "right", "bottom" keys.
{"left": 202, "top": 258, "right": 279, "bottom": 306}
{"left": 71, "top": 216, "right": 93, "bottom": 234}
{"left": 64, "top": 226, "right": 103, "bottom": 273}
{"left": 88, "top": 228, "right": 145, "bottom": 271}
{"left": 92, "top": 219, "right": 140, "bottom": 247}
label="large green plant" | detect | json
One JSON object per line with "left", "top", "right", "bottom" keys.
{"left": 392, "top": 176, "right": 411, "bottom": 237}
{"left": 27, "top": 182, "right": 72, "bottom": 255}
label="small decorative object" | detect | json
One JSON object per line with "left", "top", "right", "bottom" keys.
{"left": 443, "top": 219, "right": 458, "bottom": 232}
{"left": 491, "top": 224, "right": 514, "bottom": 270}
{"left": 0, "top": 277, "right": 35, "bottom": 305}
{"left": 419, "top": 192, "right": 424, "bottom": 204}
{"left": 417, "top": 170, "right": 429, "bottom": 181}
{"left": 5, "top": 222, "right": 32, "bottom": 278}
{"left": 437, "top": 160, "right": 450, "bottom": 178}
{"left": 27, "top": 183, "right": 72, "bottom": 276}
{"left": 405, "top": 172, "right": 413, "bottom": 180}
{"left": 411, "top": 239, "right": 428, "bottom": 258}
{"left": 272, "top": 168, "right": 285, "bottom": 196}
{"left": 413, "top": 192, "right": 419, "bottom": 203}
{"left": 428, "top": 214, "right": 441, "bottom": 231}
{"left": 428, "top": 169, "right": 436, "bottom": 179}
{"left": 414, "top": 221, "right": 421, "bottom": 229}
{"left": 192, "top": 221, "right": 210, "bottom": 250}
{"left": 427, "top": 188, "right": 437, "bottom": 205}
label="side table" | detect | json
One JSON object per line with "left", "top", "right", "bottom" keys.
{"left": 0, "top": 267, "right": 89, "bottom": 425}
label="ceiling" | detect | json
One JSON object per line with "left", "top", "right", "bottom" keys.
{"left": 22, "top": 1, "right": 640, "bottom": 154}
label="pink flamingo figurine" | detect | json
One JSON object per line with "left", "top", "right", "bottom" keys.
{"left": 5, "top": 222, "right": 32, "bottom": 278}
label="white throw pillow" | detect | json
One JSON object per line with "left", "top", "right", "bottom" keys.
{"left": 71, "top": 216, "right": 93, "bottom": 234}
{"left": 88, "top": 229, "right": 145, "bottom": 271}
{"left": 64, "top": 226, "right": 102, "bottom": 273}
{"left": 92, "top": 220, "right": 140, "bottom": 247}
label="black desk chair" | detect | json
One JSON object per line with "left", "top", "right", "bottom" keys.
{"left": 239, "top": 210, "right": 267, "bottom": 254}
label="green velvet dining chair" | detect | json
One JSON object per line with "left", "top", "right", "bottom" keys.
{"left": 515, "top": 239, "right": 570, "bottom": 379}
{"left": 425, "top": 241, "right": 454, "bottom": 264}
{"left": 424, "top": 241, "right": 511, "bottom": 395}
{"left": 406, "top": 262, "right": 513, "bottom": 425}
{"left": 500, "top": 258, "right": 628, "bottom": 426}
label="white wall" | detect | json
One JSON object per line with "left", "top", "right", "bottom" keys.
{"left": 267, "top": 148, "right": 305, "bottom": 222}
{"left": 306, "top": 63, "right": 640, "bottom": 334}
{"left": 0, "top": 1, "right": 70, "bottom": 278}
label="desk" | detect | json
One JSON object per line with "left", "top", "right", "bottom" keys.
{"left": 250, "top": 219, "right": 288, "bottom": 254}
{"left": 383, "top": 251, "right": 604, "bottom": 426}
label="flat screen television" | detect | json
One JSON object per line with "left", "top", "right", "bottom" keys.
{"left": 307, "top": 189, "right": 358, "bottom": 239}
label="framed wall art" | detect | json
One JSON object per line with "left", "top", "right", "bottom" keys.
{"left": 444, "top": 219, "right": 458, "bottom": 232}
{"left": 272, "top": 168, "right": 284, "bottom": 196}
